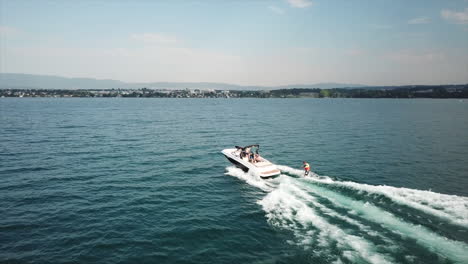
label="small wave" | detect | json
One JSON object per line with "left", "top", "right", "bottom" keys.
{"left": 57, "top": 125, "right": 87, "bottom": 129}
{"left": 0, "top": 166, "right": 51, "bottom": 174}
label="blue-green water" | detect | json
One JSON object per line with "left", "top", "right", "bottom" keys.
{"left": 1, "top": 98, "right": 468, "bottom": 264}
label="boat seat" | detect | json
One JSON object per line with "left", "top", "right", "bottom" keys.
{"left": 254, "top": 161, "right": 271, "bottom": 167}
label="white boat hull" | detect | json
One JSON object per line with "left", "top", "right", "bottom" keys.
{"left": 222, "top": 148, "right": 281, "bottom": 178}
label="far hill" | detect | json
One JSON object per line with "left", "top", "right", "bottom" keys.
{"left": 274, "top": 83, "right": 366, "bottom": 89}
{"left": 0, "top": 73, "right": 367, "bottom": 90}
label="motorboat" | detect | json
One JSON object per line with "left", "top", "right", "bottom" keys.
{"left": 222, "top": 145, "right": 281, "bottom": 179}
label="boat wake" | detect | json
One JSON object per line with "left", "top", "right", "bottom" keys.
{"left": 225, "top": 165, "right": 468, "bottom": 264}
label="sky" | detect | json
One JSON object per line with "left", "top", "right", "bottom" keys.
{"left": 0, "top": 0, "right": 467, "bottom": 86}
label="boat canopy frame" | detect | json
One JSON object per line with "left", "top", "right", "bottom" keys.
{"left": 235, "top": 144, "right": 260, "bottom": 154}
{"left": 235, "top": 144, "right": 259, "bottom": 150}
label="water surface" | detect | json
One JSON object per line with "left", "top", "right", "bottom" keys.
{"left": 1, "top": 98, "right": 468, "bottom": 263}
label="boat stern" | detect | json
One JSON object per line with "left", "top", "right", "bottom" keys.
{"left": 259, "top": 167, "right": 281, "bottom": 178}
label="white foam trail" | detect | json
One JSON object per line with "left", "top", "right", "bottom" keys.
{"left": 335, "top": 182, "right": 468, "bottom": 227}
{"left": 302, "top": 181, "right": 468, "bottom": 263}
{"left": 278, "top": 165, "right": 468, "bottom": 228}
{"left": 224, "top": 166, "right": 275, "bottom": 192}
{"left": 290, "top": 181, "right": 391, "bottom": 242}
{"left": 278, "top": 165, "right": 321, "bottom": 179}
{"left": 258, "top": 177, "right": 393, "bottom": 264}
{"left": 227, "top": 164, "right": 468, "bottom": 262}
{"left": 226, "top": 166, "right": 393, "bottom": 262}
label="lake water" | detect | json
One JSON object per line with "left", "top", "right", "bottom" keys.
{"left": 1, "top": 98, "right": 468, "bottom": 263}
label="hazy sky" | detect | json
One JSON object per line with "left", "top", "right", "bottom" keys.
{"left": 1, "top": 0, "right": 467, "bottom": 86}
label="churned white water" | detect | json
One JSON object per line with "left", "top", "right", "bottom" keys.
{"left": 225, "top": 165, "right": 468, "bottom": 263}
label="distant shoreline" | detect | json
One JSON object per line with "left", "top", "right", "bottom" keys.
{"left": 1, "top": 86, "right": 467, "bottom": 99}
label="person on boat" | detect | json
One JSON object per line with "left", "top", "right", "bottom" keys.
{"left": 303, "top": 161, "right": 310, "bottom": 176}
{"left": 249, "top": 152, "right": 255, "bottom": 163}
{"left": 254, "top": 154, "right": 262, "bottom": 163}
{"left": 240, "top": 149, "right": 246, "bottom": 159}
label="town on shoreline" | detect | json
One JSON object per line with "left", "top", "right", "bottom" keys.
{"left": 1, "top": 85, "right": 467, "bottom": 98}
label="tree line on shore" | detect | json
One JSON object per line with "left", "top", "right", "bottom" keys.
{"left": 1, "top": 84, "right": 467, "bottom": 98}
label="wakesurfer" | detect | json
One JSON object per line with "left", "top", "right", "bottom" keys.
{"left": 303, "top": 161, "right": 311, "bottom": 176}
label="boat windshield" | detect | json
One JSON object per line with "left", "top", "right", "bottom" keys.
{"left": 241, "top": 144, "right": 259, "bottom": 153}
{"left": 249, "top": 146, "right": 259, "bottom": 154}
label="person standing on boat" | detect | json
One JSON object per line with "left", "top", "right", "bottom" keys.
{"left": 249, "top": 152, "right": 255, "bottom": 163}
{"left": 303, "top": 161, "right": 311, "bottom": 176}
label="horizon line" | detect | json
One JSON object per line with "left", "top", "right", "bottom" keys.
{"left": 1, "top": 72, "right": 468, "bottom": 88}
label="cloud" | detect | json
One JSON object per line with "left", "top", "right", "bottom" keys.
{"left": 268, "top": 5, "right": 284, "bottom": 15}
{"left": 441, "top": 8, "right": 468, "bottom": 24}
{"left": 286, "top": 0, "right": 312, "bottom": 8}
{"left": 408, "top": 17, "right": 430, "bottom": 24}
{"left": 131, "top": 33, "right": 178, "bottom": 44}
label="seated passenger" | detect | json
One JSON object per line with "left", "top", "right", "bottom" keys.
{"left": 249, "top": 152, "right": 255, "bottom": 163}
{"left": 254, "top": 154, "right": 262, "bottom": 163}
